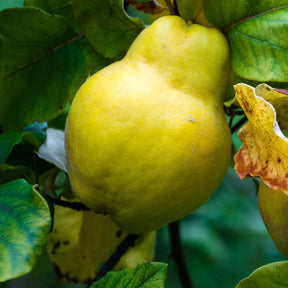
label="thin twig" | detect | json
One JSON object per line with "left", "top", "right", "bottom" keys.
{"left": 86, "top": 234, "right": 141, "bottom": 287}
{"left": 231, "top": 115, "right": 247, "bottom": 133}
{"left": 169, "top": 221, "right": 194, "bottom": 288}
{"left": 45, "top": 194, "right": 91, "bottom": 211}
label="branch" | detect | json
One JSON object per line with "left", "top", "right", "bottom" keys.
{"left": 45, "top": 194, "right": 91, "bottom": 212}
{"left": 86, "top": 234, "right": 141, "bottom": 287}
{"left": 169, "top": 221, "right": 194, "bottom": 288}
{"left": 231, "top": 115, "right": 247, "bottom": 133}
{"left": 164, "top": 0, "right": 178, "bottom": 15}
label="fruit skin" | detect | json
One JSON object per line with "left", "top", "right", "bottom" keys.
{"left": 258, "top": 181, "right": 288, "bottom": 257}
{"left": 65, "top": 16, "right": 231, "bottom": 234}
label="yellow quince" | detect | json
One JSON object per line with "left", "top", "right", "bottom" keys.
{"left": 65, "top": 16, "right": 231, "bottom": 234}
{"left": 258, "top": 181, "right": 288, "bottom": 257}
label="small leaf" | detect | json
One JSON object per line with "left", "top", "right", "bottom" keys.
{"left": 47, "top": 203, "right": 156, "bottom": 284}
{"left": 0, "top": 132, "right": 23, "bottom": 164}
{"left": 228, "top": 7, "right": 288, "bottom": 81}
{"left": 37, "top": 128, "right": 67, "bottom": 172}
{"left": 236, "top": 261, "right": 288, "bottom": 288}
{"left": 234, "top": 83, "right": 288, "bottom": 192}
{"left": 91, "top": 262, "right": 167, "bottom": 288}
{"left": 0, "top": 163, "right": 34, "bottom": 185}
{"left": 255, "top": 84, "right": 288, "bottom": 130}
{"left": 70, "top": 0, "right": 145, "bottom": 59}
{"left": 0, "top": 122, "right": 47, "bottom": 164}
{"left": 0, "top": 179, "right": 51, "bottom": 282}
{"left": 0, "top": 7, "right": 84, "bottom": 132}
{"left": 176, "top": 0, "right": 201, "bottom": 21}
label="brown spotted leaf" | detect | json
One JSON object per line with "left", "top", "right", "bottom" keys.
{"left": 47, "top": 203, "right": 156, "bottom": 284}
{"left": 234, "top": 83, "right": 288, "bottom": 193}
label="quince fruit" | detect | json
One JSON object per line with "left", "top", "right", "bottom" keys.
{"left": 65, "top": 16, "right": 231, "bottom": 234}
{"left": 258, "top": 181, "right": 288, "bottom": 257}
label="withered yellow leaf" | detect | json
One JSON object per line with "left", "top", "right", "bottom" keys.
{"left": 255, "top": 84, "right": 288, "bottom": 130}
{"left": 47, "top": 203, "right": 156, "bottom": 284}
{"left": 234, "top": 83, "right": 288, "bottom": 192}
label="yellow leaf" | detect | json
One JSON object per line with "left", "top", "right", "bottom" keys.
{"left": 234, "top": 83, "right": 288, "bottom": 192}
{"left": 255, "top": 84, "right": 288, "bottom": 130}
{"left": 47, "top": 203, "right": 156, "bottom": 284}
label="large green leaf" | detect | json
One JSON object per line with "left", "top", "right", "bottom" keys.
{"left": 91, "top": 262, "right": 167, "bottom": 288}
{"left": 24, "top": 0, "right": 80, "bottom": 31}
{"left": 203, "top": 1, "right": 288, "bottom": 82}
{"left": 0, "top": 35, "right": 3, "bottom": 91}
{"left": 0, "top": 179, "right": 51, "bottom": 282}
{"left": 0, "top": 7, "right": 84, "bottom": 132}
{"left": 68, "top": 39, "right": 111, "bottom": 101}
{"left": 70, "top": 0, "right": 145, "bottom": 60}
{"left": 228, "top": 7, "right": 288, "bottom": 81}
{"left": 203, "top": 0, "right": 288, "bottom": 29}
{"left": 23, "top": 1, "right": 112, "bottom": 98}
{"left": 236, "top": 261, "right": 288, "bottom": 288}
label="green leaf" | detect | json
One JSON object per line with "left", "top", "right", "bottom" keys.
{"left": 228, "top": 7, "right": 288, "bottom": 81}
{"left": 91, "top": 262, "right": 167, "bottom": 288}
{"left": 176, "top": 0, "right": 201, "bottom": 21}
{"left": 0, "top": 7, "right": 84, "bottom": 132}
{"left": 236, "top": 261, "right": 288, "bottom": 288}
{"left": 203, "top": 0, "right": 288, "bottom": 29}
{"left": 0, "top": 163, "right": 34, "bottom": 185}
{"left": 0, "top": 179, "right": 51, "bottom": 282}
{"left": 70, "top": 0, "right": 145, "bottom": 60}
{"left": 0, "top": 35, "right": 3, "bottom": 91}
{"left": 0, "top": 0, "right": 23, "bottom": 11}
{"left": 0, "top": 122, "right": 47, "bottom": 164}
{"left": 0, "top": 132, "right": 23, "bottom": 164}
{"left": 24, "top": 0, "right": 80, "bottom": 31}
{"left": 68, "top": 39, "right": 111, "bottom": 101}
{"left": 23, "top": 122, "right": 47, "bottom": 144}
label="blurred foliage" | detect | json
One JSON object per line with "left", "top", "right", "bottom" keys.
{"left": 7, "top": 167, "right": 285, "bottom": 288}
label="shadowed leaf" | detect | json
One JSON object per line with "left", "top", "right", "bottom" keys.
{"left": 0, "top": 7, "right": 84, "bottom": 132}
{"left": 70, "top": 0, "right": 144, "bottom": 60}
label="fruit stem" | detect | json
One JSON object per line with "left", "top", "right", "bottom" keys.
{"left": 164, "top": 0, "right": 178, "bottom": 15}
{"left": 86, "top": 234, "right": 141, "bottom": 287}
{"left": 169, "top": 221, "right": 194, "bottom": 288}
